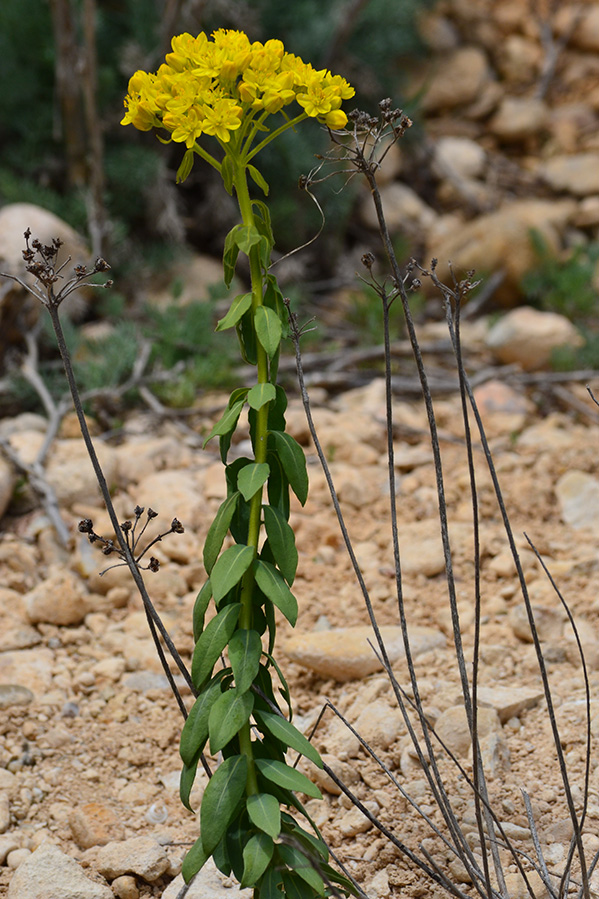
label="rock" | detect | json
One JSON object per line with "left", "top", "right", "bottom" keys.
{"left": 420, "top": 47, "right": 490, "bottom": 112}
{"left": 359, "top": 181, "right": 436, "bottom": 236}
{"left": 0, "top": 792, "right": 9, "bottom": 833}
{"left": 556, "top": 5, "right": 599, "bottom": 52}
{"left": 132, "top": 470, "right": 204, "bottom": 530}
{"left": 146, "top": 252, "right": 225, "bottom": 308}
{"left": 556, "top": 470, "right": 599, "bottom": 532}
{"left": 69, "top": 802, "right": 126, "bottom": 849}
{"left": 0, "top": 647, "right": 54, "bottom": 696}
{"left": 337, "top": 803, "right": 375, "bottom": 837}
{"left": 509, "top": 603, "right": 564, "bottom": 643}
{"left": 111, "top": 875, "right": 139, "bottom": 899}
{"left": 430, "top": 200, "right": 575, "bottom": 305}
{"left": 162, "top": 859, "right": 253, "bottom": 899}
{"left": 486, "top": 307, "right": 583, "bottom": 370}
{"left": 539, "top": 153, "right": 599, "bottom": 196}
{"left": 114, "top": 436, "right": 193, "bottom": 486}
{"left": 496, "top": 35, "right": 542, "bottom": 83}
{"left": 94, "top": 836, "right": 169, "bottom": 882}
{"left": 489, "top": 97, "right": 548, "bottom": 141}
{"left": 0, "top": 454, "right": 15, "bottom": 519}
{"left": 311, "top": 753, "right": 360, "bottom": 796}
{"left": 434, "top": 705, "right": 502, "bottom": 757}
{"left": 282, "top": 624, "right": 445, "bottom": 681}
{"left": 399, "top": 519, "right": 446, "bottom": 577}
{"left": 0, "top": 684, "right": 34, "bottom": 709}
{"left": 353, "top": 700, "right": 404, "bottom": 750}
{"left": 472, "top": 380, "right": 533, "bottom": 435}
{"left": 24, "top": 566, "right": 90, "bottom": 626}
{"left": 46, "top": 439, "right": 119, "bottom": 508}
{"left": 433, "top": 137, "right": 486, "bottom": 181}
{"left": 6, "top": 842, "right": 113, "bottom": 899}
{"left": 7, "top": 847, "right": 32, "bottom": 869}
{"left": 574, "top": 196, "right": 599, "bottom": 228}
{"left": 0, "top": 835, "right": 19, "bottom": 864}
{"left": 475, "top": 685, "right": 544, "bottom": 723}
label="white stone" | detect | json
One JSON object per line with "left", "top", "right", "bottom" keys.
{"left": 489, "top": 97, "right": 548, "bottom": 141}
{"left": 94, "top": 836, "right": 169, "bottom": 882}
{"left": 434, "top": 137, "right": 486, "bottom": 181}
{"left": 7, "top": 843, "right": 113, "bottom": 899}
{"left": 486, "top": 307, "right": 583, "bottom": 371}
{"left": 24, "top": 565, "right": 90, "bottom": 626}
{"left": 420, "top": 46, "right": 490, "bottom": 112}
{"left": 161, "top": 859, "right": 253, "bottom": 899}
{"left": 45, "top": 439, "right": 119, "bottom": 508}
{"left": 539, "top": 153, "right": 599, "bottom": 196}
{"left": 359, "top": 181, "right": 436, "bottom": 236}
{"left": 556, "top": 470, "right": 599, "bottom": 532}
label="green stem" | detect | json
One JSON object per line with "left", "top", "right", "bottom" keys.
{"left": 231, "top": 160, "right": 272, "bottom": 798}
{"left": 244, "top": 111, "right": 308, "bottom": 162}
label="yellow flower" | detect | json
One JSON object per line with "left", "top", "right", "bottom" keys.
{"left": 200, "top": 98, "right": 243, "bottom": 142}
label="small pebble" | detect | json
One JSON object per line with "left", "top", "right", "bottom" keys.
{"left": 112, "top": 874, "right": 140, "bottom": 899}
{"left": 7, "top": 847, "right": 32, "bottom": 869}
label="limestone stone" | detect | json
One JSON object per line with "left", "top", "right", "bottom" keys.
{"left": 7, "top": 848, "right": 32, "bottom": 868}
{"left": 434, "top": 136, "right": 486, "bottom": 180}
{"left": 69, "top": 802, "right": 125, "bottom": 849}
{"left": 575, "top": 195, "right": 599, "bottom": 228}
{"left": 489, "top": 97, "right": 548, "bottom": 141}
{"left": 496, "top": 34, "right": 542, "bottom": 83}
{"left": 24, "top": 565, "right": 90, "bottom": 626}
{"left": 359, "top": 181, "right": 436, "bottom": 236}
{"left": 539, "top": 153, "right": 599, "bottom": 196}
{"left": 94, "top": 836, "right": 169, "bottom": 882}
{"left": 45, "top": 439, "right": 119, "bottom": 508}
{"left": 6, "top": 842, "right": 113, "bottom": 899}
{"left": 0, "top": 684, "right": 34, "bottom": 709}
{"left": 486, "top": 307, "right": 583, "bottom": 370}
{"left": 353, "top": 700, "right": 404, "bottom": 750}
{"left": 471, "top": 685, "right": 544, "bottom": 723}
{"left": 399, "top": 519, "right": 446, "bottom": 577}
{"left": 162, "top": 860, "right": 252, "bottom": 899}
{"left": 556, "top": 470, "right": 599, "bottom": 532}
{"left": 111, "top": 876, "right": 139, "bottom": 899}
{"left": 429, "top": 200, "right": 575, "bottom": 305}
{"left": 0, "top": 834, "right": 19, "bottom": 863}
{"left": 0, "top": 454, "right": 15, "bottom": 520}
{"left": 146, "top": 252, "right": 225, "bottom": 307}
{"left": 337, "top": 803, "right": 375, "bottom": 837}
{"left": 420, "top": 46, "right": 490, "bottom": 112}
{"left": 0, "top": 792, "right": 9, "bottom": 833}
{"left": 434, "top": 705, "right": 502, "bottom": 757}
{"left": 0, "top": 647, "right": 54, "bottom": 696}
{"left": 132, "top": 470, "right": 204, "bottom": 530}
{"left": 282, "top": 624, "right": 445, "bottom": 681}
{"left": 311, "top": 753, "right": 360, "bottom": 796}
{"left": 509, "top": 603, "right": 564, "bottom": 643}
{"left": 556, "top": 5, "right": 599, "bottom": 52}
{"left": 473, "top": 380, "right": 533, "bottom": 435}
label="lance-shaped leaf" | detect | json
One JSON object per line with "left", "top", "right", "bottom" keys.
{"left": 182, "top": 834, "right": 209, "bottom": 883}
{"left": 200, "top": 754, "right": 248, "bottom": 855}
{"left": 235, "top": 224, "right": 262, "bottom": 254}
{"left": 229, "top": 628, "right": 262, "bottom": 693}
{"left": 269, "top": 431, "right": 308, "bottom": 505}
{"left": 248, "top": 382, "right": 276, "bottom": 411}
{"left": 247, "top": 792, "right": 281, "bottom": 839}
{"left": 223, "top": 224, "right": 243, "bottom": 288}
{"left": 238, "top": 462, "right": 270, "bottom": 502}
{"left": 203, "top": 398, "right": 245, "bottom": 448}
{"left": 263, "top": 504, "right": 298, "bottom": 585}
{"left": 180, "top": 673, "right": 226, "bottom": 766}
{"left": 203, "top": 493, "right": 240, "bottom": 574}
{"left": 209, "top": 688, "right": 254, "bottom": 754}
{"left": 180, "top": 753, "right": 200, "bottom": 812}
{"left": 254, "top": 560, "right": 298, "bottom": 626}
{"left": 191, "top": 603, "right": 241, "bottom": 689}
{"left": 248, "top": 164, "right": 270, "bottom": 197}
{"left": 241, "top": 833, "right": 273, "bottom": 888}
{"left": 255, "top": 759, "right": 322, "bottom": 800}
{"left": 193, "top": 579, "right": 212, "bottom": 641}
{"left": 279, "top": 846, "right": 325, "bottom": 895}
{"left": 211, "top": 544, "right": 255, "bottom": 604}
{"left": 216, "top": 293, "right": 252, "bottom": 331}
{"left": 255, "top": 710, "right": 323, "bottom": 768}
{"left": 254, "top": 306, "right": 282, "bottom": 358}
{"left": 259, "top": 867, "right": 285, "bottom": 899}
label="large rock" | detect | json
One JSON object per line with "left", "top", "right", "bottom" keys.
{"left": 162, "top": 860, "right": 252, "bottom": 899}
{"left": 359, "top": 181, "right": 436, "bottom": 236}
{"left": 7, "top": 842, "right": 112, "bottom": 899}
{"left": 433, "top": 137, "right": 486, "bottom": 181}
{"left": 94, "top": 836, "right": 169, "bottom": 882}
{"left": 486, "top": 306, "right": 583, "bottom": 370}
{"left": 419, "top": 47, "right": 491, "bottom": 112}
{"left": 24, "top": 566, "right": 90, "bottom": 626}
{"left": 556, "top": 470, "right": 599, "bottom": 533}
{"left": 489, "top": 97, "right": 548, "bottom": 142}
{"left": 282, "top": 624, "right": 445, "bottom": 681}
{"left": 539, "top": 153, "right": 599, "bottom": 196}
{"left": 429, "top": 200, "right": 575, "bottom": 305}
{"left": 45, "top": 439, "right": 119, "bottom": 508}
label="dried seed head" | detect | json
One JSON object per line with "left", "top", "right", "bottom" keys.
{"left": 171, "top": 518, "right": 184, "bottom": 534}
{"left": 121, "top": 520, "right": 132, "bottom": 532}
{"left": 148, "top": 557, "right": 160, "bottom": 572}
{"left": 78, "top": 519, "right": 94, "bottom": 533}
{"left": 134, "top": 505, "right": 144, "bottom": 517}
{"left": 361, "top": 252, "right": 376, "bottom": 270}
{"left": 147, "top": 508, "right": 158, "bottom": 519}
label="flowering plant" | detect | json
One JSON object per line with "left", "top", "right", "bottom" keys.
{"left": 122, "top": 29, "right": 355, "bottom": 898}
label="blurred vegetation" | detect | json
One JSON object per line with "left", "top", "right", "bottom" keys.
{"left": 0, "top": 0, "right": 432, "bottom": 413}
{"left": 521, "top": 230, "right": 599, "bottom": 370}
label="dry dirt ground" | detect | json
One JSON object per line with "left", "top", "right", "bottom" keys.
{"left": 2, "top": 330, "right": 599, "bottom": 898}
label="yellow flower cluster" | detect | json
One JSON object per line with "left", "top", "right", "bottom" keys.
{"left": 121, "top": 28, "right": 354, "bottom": 149}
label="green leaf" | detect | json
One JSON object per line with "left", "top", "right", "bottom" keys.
{"left": 255, "top": 759, "right": 323, "bottom": 800}
{"left": 176, "top": 149, "right": 194, "bottom": 184}
{"left": 247, "top": 792, "right": 281, "bottom": 839}
{"left": 259, "top": 867, "right": 284, "bottom": 899}
{"left": 229, "top": 629, "right": 262, "bottom": 693}
{"left": 182, "top": 834, "right": 209, "bottom": 883}
{"left": 180, "top": 754, "right": 200, "bottom": 812}
{"left": 223, "top": 225, "right": 242, "bottom": 288}
{"left": 269, "top": 431, "right": 308, "bottom": 505}
{"left": 203, "top": 493, "right": 240, "bottom": 574}
{"left": 267, "top": 452, "right": 290, "bottom": 520}
{"left": 193, "top": 579, "right": 212, "bottom": 641}
{"left": 255, "top": 710, "right": 323, "bottom": 768}
{"left": 209, "top": 688, "right": 254, "bottom": 754}
{"left": 235, "top": 224, "right": 262, "bottom": 255}
{"left": 216, "top": 293, "right": 253, "bottom": 331}
{"left": 211, "top": 544, "right": 255, "bottom": 604}
{"left": 254, "top": 560, "right": 298, "bottom": 626}
{"left": 180, "top": 674, "right": 226, "bottom": 766}
{"left": 203, "top": 398, "right": 245, "bottom": 448}
{"left": 248, "top": 164, "right": 270, "bottom": 196}
{"left": 248, "top": 382, "right": 276, "bottom": 411}
{"left": 282, "top": 868, "right": 320, "bottom": 899}
{"left": 192, "top": 603, "right": 241, "bottom": 689}
{"left": 238, "top": 462, "right": 270, "bottom": 502}
{"left": 200, "top": 755, "right": 248, "bottom": 855}
{"left": 263, "top": 505, "right": 298, "bottom": 585}
{"left": 279, "top": 846, "right": 325, "bottom": 895}
{"left": 255, "top": 306, "right": 282, "bottom": 358}
{"left": 241, "top": 833, "right": 273, "bottom": 888}
{"left": 221, "top": 154, "right": 235, "bottom": 195}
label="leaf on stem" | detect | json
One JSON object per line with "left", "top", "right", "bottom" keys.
{"left": 200, "top": 754, "right": 248, "bottom": 855}
{"left": 208, "top": 688, "right": 254, "bottom": 754}
{"left": 241, "top": 833, "right": 274, "bottom": 888}
{"left": 203, "top": 492, "right": 240, "bottom": 574}
{"left": 193, "top": 579, "right": 213, "bottom": 641}
{"left": 254, "top": 709, "right": 323, "bottom": 768}
{"left": 255, "top": 306, "right": 282, "bottom": 358}
{"left": 253, "top": 559, "right": 298, "bottom": 626}
{"left": 182, "top": 834, "right": 209, "bottom": 882}
{"left": 211, "top": 544, "right": 255, "bottom": 603}
{"left": 180, "top": 672, "right": 226, "bottom": 766}
{"left": 191, "top": 602, "right": 241, "bottom": 689}
{"left": 248, "top": 164, "right": 270, "bottom": 196}
{"left": 176, "top": 149, "right": 195, "bottom": 184}
{"left": 269, "top": 431, "right": 308, "bottom": 505}
{"left": 247, "top": 792, "right": 281, "bottom": 839}
{"left": 255, "top": 758, "right": 322, "bottom": 800}
{"left": 216, "top": 293, "right": 253, "bottom": 331}
{"left": 238, "top": 462, "right": 270, "bottom": 502}
{"left": 203, "top": 398, "right": 246, "bottom": 448}
{"left": 248, "top": 381, "right": 276, "bottom": 410}
{"left": 229, "top": 628, "right": 262, "bottom": 693}
{"left": 263, "top": 504, "right": 298, "bottom": 585}
{"left": 235, "top": 224, "right": 262, "bottom": 254}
